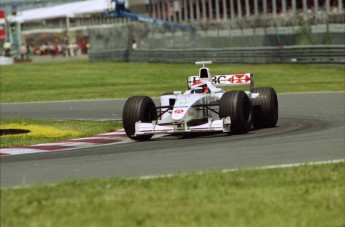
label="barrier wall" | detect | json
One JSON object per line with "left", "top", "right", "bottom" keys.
{"left": 88, "top": 23, "right": 345, "bottom": 51}
{"left": 89, "top": 45, "right": 345, "bottom": 64}
{"left": 0, "top": 56, "right": 14, "bottom": 65}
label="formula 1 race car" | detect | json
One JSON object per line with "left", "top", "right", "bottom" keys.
{"left": 122, "top": 61, "right": 278, "bottom": 140}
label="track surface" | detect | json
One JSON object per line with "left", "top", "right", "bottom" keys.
{"left": 1, "top": 92, "right": 344, "bottom": 188}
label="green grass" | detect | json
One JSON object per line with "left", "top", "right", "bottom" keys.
{"left": 1, "top": 62, "right": 344, "bottom": 226}
{"left": 1, "top": 61, "right": 344, "bottom": 103}
{"left": 0, "top": 118, "right": 122, "bottom": 148}
{"left": 1, "top": 162, "right": 344, "bottom": 227}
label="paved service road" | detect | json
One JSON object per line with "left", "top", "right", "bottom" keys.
{"left": 1, "top": 92, "right": 344, "bottom": 188}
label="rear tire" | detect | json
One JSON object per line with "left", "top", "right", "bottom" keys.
{"left": 219, "top": 90, "right": 252, "bottom": 134}
{"left": 251, "top": 87, "right": 278, "bottom": 129}
{"left": 122, "top": 96, "right": 157, "bottom": 141}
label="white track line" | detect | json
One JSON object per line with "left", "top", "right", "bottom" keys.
{"left": 138, "top": 159, "right": 345, "bottom": 180}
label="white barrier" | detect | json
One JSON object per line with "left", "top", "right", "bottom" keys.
{"left": 0, "top": 56, "right": 14, "bottom": 65}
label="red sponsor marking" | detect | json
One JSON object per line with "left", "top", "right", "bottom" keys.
{"left": 245, "top": 75, "right": 250, "bottom": 82}
{"left": 174, "top": 109, "right": 184, "bottom": 114}
{"left": 235, "top": 74, "right": 245, "bottom": 79}
{"left": 0, "top": 153, "right": 10, "bottom": 156}
{"left": 228, "top": 76, "right": 234, "bottom": 83}
{"left": 228, "top": 74, "right": 250, "bottom": 84}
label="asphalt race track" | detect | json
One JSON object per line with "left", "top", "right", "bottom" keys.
{"left": 1, "top": 92, "right": 344, "bottom": 188}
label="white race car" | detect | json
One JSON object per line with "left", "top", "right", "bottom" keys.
{"left": 122, "top": 61, "right": 278, "bottom": 140}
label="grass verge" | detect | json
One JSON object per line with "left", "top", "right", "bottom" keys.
{"left": 1, "top": 61, "right": 344, "bottom": 103}
{"left": 1, "top": 162, "right": 344, "bottom": 227}
{"left": 0, "top": 118, "right": 122, "bottom": 148}
{"left": 1, "top": 62, "right": 344, "bottom": 227}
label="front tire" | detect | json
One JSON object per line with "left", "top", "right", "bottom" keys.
{"left": 122, "top": 96, "right": 157, "bottom": 141}
{"left": 219, "top": 90, "right": 252, "bottom": 134}
{"left": 251, "top": 87, "right": 278, "bottom": 129}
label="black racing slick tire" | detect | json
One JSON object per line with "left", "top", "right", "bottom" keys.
{"left": 219, "top": 90, "right": 252, "bottom": 134}
{"left": 251, "top": 87, "right": 278, "bottom": 129}
{"left": 122, "top": 96, "right": 157, "bottom": 141}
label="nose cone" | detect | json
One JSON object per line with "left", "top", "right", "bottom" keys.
{"left": 172, "top": 93, "right": 204, "bottom": 120}
{"left": 172, "top": 108, "right": 187, "bottom": 120}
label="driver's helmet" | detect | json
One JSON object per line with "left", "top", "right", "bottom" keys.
{"left": 191, "top": 81, "right": 209, "bottom": 94}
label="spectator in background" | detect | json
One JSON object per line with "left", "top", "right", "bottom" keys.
{"left": 49, "top": 43, "right": 55, "bottom": 57}
{"left": 68, "top": 42, "right": 73, "bottom": 57}
{"left": 131, "top": 39, "right": 137, "bottom": 50}
{"left": 40, "top": 43, "right": 47, "bottom": 55}
{"left": 78, "top": 40, "right": 84, "bottom": 54}
{"left": 3, "top": 40, "right": 11, "bottom": 57}
{"left": 86, "top": 42, "right": 90, "bottom": 54}
{"left": 331, "top": 1, "right": 339, "bottom": 13}
{"left": 26, "top": 44, "right": 33, "bottom": 59}
{"left": 57, "top": 43, "right": 62, "bottom": 56}
{"left": 73, "top": 43, "right": 78, "bottom": 56}
{"left": 286, "top": 5, "right": 294, "bottom": 16}
{"left": 19, "top": 44, "right": 27, "bottom": 60}
{"left": 34, "top": 45, "right": 40, "bottom": 55}
{"left": 53, "top": 43, "right": 57, "bottom": 56}
{"left": 62, "top": 43, "right": 67, "bottom": 57}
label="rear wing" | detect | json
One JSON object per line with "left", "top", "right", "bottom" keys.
{"left": 187, "top": 73, "right": 254, "bottom": 90}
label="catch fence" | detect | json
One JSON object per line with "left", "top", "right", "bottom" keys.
{"left": 89, "top": 45, "right": 345, "bottom": 64}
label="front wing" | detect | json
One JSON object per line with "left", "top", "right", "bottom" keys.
{"left": 134, "top": 117, "right": 231, "bottom": 135}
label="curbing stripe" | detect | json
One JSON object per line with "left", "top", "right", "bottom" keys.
{"left": 0, "top": 129, "right": 132, "bottom": 157}
{"left": 65, "top": 138, "right": 121, "bottom": 144}
{"left": 15, "top": 145, "right": 76, "bottom": 151}
{"left": 0, "top": 148, "right": 56, "bottom": 155}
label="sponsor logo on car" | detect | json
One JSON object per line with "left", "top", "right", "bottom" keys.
{"left": 174, "top": 109, "right": 184, "bottom": 114}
